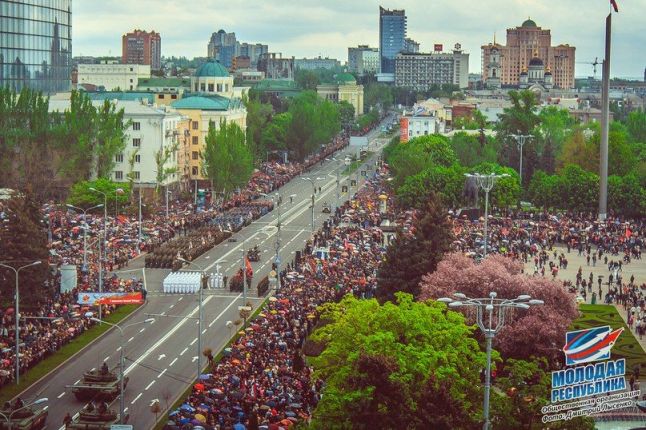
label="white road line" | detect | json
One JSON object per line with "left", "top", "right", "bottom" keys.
{"left": 104, "top": 356, "right": 110, "bottom": 362}
{"left": 178, "top": 296, "right": 183, "bottom": 301}
{"left": 195, "top": 320, "right": 199, "bottom": 325}
{"left": 208, "top": 319, "right": 216, "bottom": 327}
{"left": 127, "top": 336, "right": 134, "bottom": 343}
{"left": 145, "top": 380, "right": 156, "bottom": 390}
{"left": 169, "top": 357, "right": 178, "bottom": 366}
{"left": 90, "top": 367, "right": 95, "bottom": 372}
{"left": 190, "top": 337, "right": 197, "bottom": 346}
{"left": 57, "top": 392, "right": 65, "bottom": 399}
{"left": 43, "top": 406, "right": 48, "bottom": 411}
{"left": 157, "top": 368, "right": 167, "bottom": 379}
{"left": 131, "top": 393, "right": 143, "bottom": 404}
{"left": 116, "top": 346, "right": 122, "bottom": 352}
{"left": 202, "top": 328, "right": 207, "bottom": 334}
{"left": 139, "top": 328, "right": 145, "bottom": 333}
{"left": 124, "top": 407, "right": 129, "bottom": 413}
{"left": 169, "top": 304, "right": 174, "bottom": 309}
{"left": 74, "top": 379, "right": 80, "bottom": 384}
{"left": 180, "top": 347, "right": 188, "bottom": 356}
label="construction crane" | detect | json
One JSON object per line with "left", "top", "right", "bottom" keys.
{"left": 577, "top": 57, "right": 600, "bottom": 80}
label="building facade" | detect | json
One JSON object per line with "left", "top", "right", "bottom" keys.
{"left": 294, "top": 57, "right": 340, "bottom": 70}
{"left": 379, "top": 6, "right": 407, "bottom": 74}
{"left": 207, "top": 30, "right": 237, "bottom": 68}
{"left": 316, "top": 73, "right": 364, "bottom": 117}
{"left": 481, "top": 19, "right": 575, "bottom": 89}
{"left": 122, "top": 29, "right": 161, "bottom": 71}
{"left": 0, "top": 0, "right": 72, "bottom": 93}
{"left": 77, "top": 63, "right": 150, "bottom": 91}
{"left": 404, "top": 38, "right": 420, "bottom": 53}
{"left": 238, "top": 42, "right": 268, "bottom": 67}
{"left": 258, "top": 53, "right": 294, "bottom": 80}
{"left": 395, "top": 44, "right": 469, "bottom": 90}
{"left": 347, "top": 45, "right": 380, "bottom": 76}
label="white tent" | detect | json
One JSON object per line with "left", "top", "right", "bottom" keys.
{"left": 163, "top": 271, "right": 202, "bottom": 294}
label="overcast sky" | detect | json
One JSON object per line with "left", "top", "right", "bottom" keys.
{"left": 74, "top": 0, "right": 646, "bottom": 78}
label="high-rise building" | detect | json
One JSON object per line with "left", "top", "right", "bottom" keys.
{"left": 0, "top": 0, "right": 72, "bottom": 93}
{"left": 238, "top": 43, "right": 268, "bottom": 67}
{"left": 379, "top": 6, "right": 407, "bottom": 74}
{"left": 348, "top": 45, "right": 380, "bottom": 76}
{"left": 122, "top": 29, "right": 161, "bottom": 70}
{"left": 481, "top": 19, "right": 575, "bottom": 89}
{"left": 395, "top": 44, "right": 469, "bottom": 90}
{"left": 207, "top": 30, "right": 238, "bottom": 68}
{"left": 294, "top": 57, "right": 340, "bottom": 71}
{"left": 257, "top": 53, "right": 294, "bottom": 80}
{"left": 404, "top": 38, "right": 420, "bottom": 53}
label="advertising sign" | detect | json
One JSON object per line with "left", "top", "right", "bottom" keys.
{"left": 77, "top": 292, "right": 144, "bottom": 305}
{"left": 541, "top": 325, "right": 641, "bottom": 424}
{"left": 434, "top": 44, "right": 443, "bottom": 52}
{"left": 399, "top": 117, "right": 409, "bottom": 142}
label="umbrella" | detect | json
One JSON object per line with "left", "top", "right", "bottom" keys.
{"left": 180, "top": 404, "right": 195, "bottom": 413}
{"left": 231, "top": 358, "right": 241, "bottom": 365}
{"left": 245, "top": 327, "right": 254, "bottom": 331}
{"left": 268, "top": 297, "right": 277, "bottom": 302}
{"left": 198, "top": 374, "right": 211, "bottom": 380}
{"left": 238, "top": 330, "right": 245, "bottom": 335}
{"left": 194, "top": 383, "right": 205, "bottom": 391}
{"left": 194, "top": 414, "right": 206, "bottom": 423}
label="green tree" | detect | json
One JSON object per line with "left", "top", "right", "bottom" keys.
{"left": 154, "top": 141, "right": 180, "bottom": 195}
{"left": 308, "top": 293, "right": 486, "bottom": 430}
{"left": 397, "top": 164, "right": 466, "bottom": 209}
{"left": 244, "top": 94, "right": 274, "bottom": 160}
{"left": 537, "top": 106, "right": 574, "bottom": 173}
{"left": 338, "top": 100, "right": 355, "bottom": 130}
{"left": 558, "top": 129, "right": 597, "bottom": 172}
{"left": 450, "top": 132, "right": 499, "bottom": 167}
{"left": 295, "top": 69, "right": 320, "bottom": 91}
{"left": 376, "top": 194, "right": 452, "bottom": 303}
{"left": 608, "top": 173, "right": 646, "bottom": 217}
{"left": 626, "top": 109, "right": 646, "bottom": 143}
{"left": 286, "top": 91, "right": 340, "bottom": 161}
{"left": 0, "top": 193, "right": 51, "bottom": 304}
{"left": 559, "top": 164, "right": 599, "bottom": 212}
{"left": 261, "top": 112, "right": 291, "bottom": 151}
{"left": 364, "top": 82, "right": 393, "bottom": 113}
{"left": 94, "top": 99, "right": 129, "bottom": 178}
{"left": 202, "top": 120, "right": 253, "bottom": 196}
{"left": 67, "top": 178, "right": 131, "bottom": 210}
{"left": 471, "top": 162, "right": 521, "bottom": 208}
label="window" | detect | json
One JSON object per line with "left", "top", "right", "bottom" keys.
{"left": 192, "top": 136, "right": 199, "bottom": 145}
{"left": 191, "top": 166, "right": 198, "bottom": 176}
{"left": 192, "top": 151, "right": 199, "bottom": 160}
{"left": 159, "top": 94, "right": 165, "bottom": 99}
{"left": 200, "top": 83, "right": 205, "bottom": 92}
{"left": 114, "top": 171, "right": 123, "bottom": 180}
{"left": 217, "top": 84, "right": 222, "bottom": 92}
{"left": 115, "top": 153, "right": 124, "bottom": 163}
{"left": 135, "top": 154, "right": 141, "bottom": 163}
{"left": 133, "top": 171, "right": 140, "bottom": 180}
{"left": 192, "top": 121, "right": 198, "bottom": 130}
{"left": 132, "top": 122, "right": 140, "bottom": 131}
{"left": 132, "top": 138, "right": 141, "bottom": 147}
{"left": 171, "top": 94, "right": 177, "bottom": 99}
{"left": 208, "top": 83, "right": 214, "bottom": 92}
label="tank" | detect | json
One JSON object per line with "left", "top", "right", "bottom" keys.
{"left": 65, "top": 403, "right": 129, "bottom": 430}
{"left": 0, "top": 404, "right": 47, "bottom": 430}
{"left": 68, "top": 366, "right": 128, "bottom": 401}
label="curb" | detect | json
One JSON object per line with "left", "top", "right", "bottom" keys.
{"left": 10, "top": 300, "right": 149, "bottom": 402}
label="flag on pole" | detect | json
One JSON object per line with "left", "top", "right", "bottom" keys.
{"left": 245, "top": 257, "right": 253, "bottom": 278}
{"left": 610, "top": 0, "right": 619, "bottom": 12}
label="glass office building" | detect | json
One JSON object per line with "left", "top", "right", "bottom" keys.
{"left": 0, "top": 0, "right": 72, "bottom": 93}
{"left": 379, "top": 6, "right": 406, "bottom": 74}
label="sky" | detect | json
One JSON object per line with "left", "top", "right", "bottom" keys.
{"left": 74, "top": 0, "right": 646, "bottom": 78}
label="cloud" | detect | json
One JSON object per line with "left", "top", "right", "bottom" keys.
{"left": 73, "top": 0, "right": 646, "bottom": 77}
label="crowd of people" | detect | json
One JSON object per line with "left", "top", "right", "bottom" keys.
{"left": 0, "top": 133, "right": 351, "bottom": 389}
{"left": 164, "top": 165, "right": 406, "bottom": 429}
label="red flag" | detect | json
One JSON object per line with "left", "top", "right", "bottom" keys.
{"left": 610, "top": 0, "right": 619, "bottom": 12}
{"left": 625, "top": 228, "right": 632, "bottom": 238}
{"left": 245, "top": 257, "right": 253, "bottom": 278}
{"left": 117, "top": 215, "right": 128, "bottom": 224}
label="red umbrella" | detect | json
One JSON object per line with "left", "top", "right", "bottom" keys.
{"left": 194, "top": 383, "right": 205, "bottom": 392}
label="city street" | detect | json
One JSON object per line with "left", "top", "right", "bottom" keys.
{"left": 16, "top": 120, "right": 393, "bottom": 429}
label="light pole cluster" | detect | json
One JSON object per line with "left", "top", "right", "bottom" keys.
{"left": 0, "top": 261, "right": 41, "bottom": 385}
{"left": 438, "top": 292, "right": 543, "bottom": 430}
{"left": 464, "top": 173, "right": 509, "bottom": 258}
{"left": 91, "top": 317, "right": 155, "bottom": 424}
{"left": 510, "top": 134, "right": 532, "bottom": 189}
{"left": 302, "top": 177, "right": 324, "bottom": 233}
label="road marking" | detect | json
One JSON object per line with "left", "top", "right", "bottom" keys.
{"left": 74, "top": 379, "right": 80, "bottom": 384}
{"left": 57, "top": 392, "right": 65, "bottom": 399}
{"left": 131, "top": 393, "right": 142, "bottom": 404}
{"left": 145, "top": 380, "right": 156, "bottom": 390}
{"left": 208, "top": 319, "right": 216, "bottom": 327}
{"left": 124, "top": 407, "right": 129, "bottom": 413}
{"left": 192, "top": 356, "right": 198, "bottom": 363}
{"left": 116, "top": 346, "right": 122, "bottom": 352}
{"left": 169, "top": 357, "right": 178, "bottom": 366}
{"left": 139, "top": 328, "right": 145, "bottom": 333}
{"left": 190, "top": 337, "right": 197, "bottom": 346}
{"left": 202, "top": 328, "right": 207, "bottom": 334}
{"left": 90, "top": 367, "right": 95, "bottom": 372}
{"left": 43, "top": 405, "right": 48, "bottom": 411}
{"left": 178, "top": 296, "right": 183, "bottom": 301}
{"left": 157, "top": 368, "right": 167, "bottom": 379}
{"left": 128, "top": 336, "right": 134, "bottom": 343}
{"left": 169, "top": 304, "right": 174, "bottom": 309}
{"left": 104, "top": 356, "right": 110, "bottom": 362}
{"left": 195, "top": 320, "right": 199, "bottom": 325}
{"left": 158, "top": 354, "right": 166, "bottom": 360}
{"left": 180, "top": 347, "right": 188, "bottom": 356}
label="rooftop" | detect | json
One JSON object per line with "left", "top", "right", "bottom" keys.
{"left": 84, "top": 91, "right": 155, "bottom": 104}
{"left": 137, "top": 77, "right": 190, "bottom": 88}
{"left": 171, "top": 94, "right": 242, "bottom": 111}
{"left": 521, "top": 18, "right": 537, "bottom": 28}
{"left": 195, "top": 60, "right": 230, "bottom": 78}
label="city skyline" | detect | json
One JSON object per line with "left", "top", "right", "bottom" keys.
{"left": 73, "top": 0, "right": 646, "bottom": 78}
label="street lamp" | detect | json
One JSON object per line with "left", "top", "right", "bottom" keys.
{"left": 66, "top": 204, "right": 103, "bottom": 270}
{"left": 89, "top": 187, "right": 108, "bottom": 319}
{"left": 510, "top": 134, "right": 532, "bottom": 189}
{"left": 0, "top": 398, "right": 48, "bottom": 424}
{"left": 437, "top": 292, "right": 543, "bottom": 430}
{"left": 302, "top": 177, "right": 325, "bottom": 232}
{"left": 90, "top": 317, "right": 154, "bottom": 424}
{"left": 178, "top": 258, "right": 226, "bottom": 376}
{"left": 464, "top": 173, "right": 509, "bottom": 258}
{"left": 165, "top": 189, "right": 172, "bottom": 219}
{"left": 0, "top": 261, "right": 41, "bottom": 385}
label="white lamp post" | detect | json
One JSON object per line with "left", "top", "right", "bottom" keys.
{"left": 88, "top": 187, "right": 108, "bottom": 320}
{"left": 464, "top": 173, "right": 509, "bottom": 258}
{"left": 510, "top": 134, "right": 532, "bottom": 189}
{"left": 302, "top": 177, "right": 325, "bottom": 232}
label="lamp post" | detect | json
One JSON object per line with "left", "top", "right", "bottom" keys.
{"left": 438, "top": 293, "right": 543, "bottom": 430}
{"left": 0, "top": 261, "right": 41, "bottom": 385}
{"left": 112, "top": 187, "right": 125, "bottom": 265}
{"left": 302, "top": 177, "right": 324, "bottom": 232}
{"left": 0, "top": 397, "right": 48, "bottom": 426}
{"left": 90, "top": 317, "right": 155, "bottom": 424}
{"left": 89, "top": 188, "right": 108, "bottom": 320}
{"left": 165, "top": 189, "right": 172, "bottom": 219}
{"left": 510, "top": 134, "right": 531, "bottom": 189}
{"left": 66, "top": 204, "right": 103, "bottom": 270}
{"left": 464, "top": 173, "right": 509, "bottom": 258}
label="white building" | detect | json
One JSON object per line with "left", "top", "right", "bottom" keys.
{"left": 394, "top": 44, "right": 469, "bottom": 90}
{"left": 348, "top": 45, "right": 380, "bottom": 76}
{"left": 294, "top": 56, "right": 340, "bottom": 70}
{"left": 399, "top": 103, "right": 446, "bottom": 142}
{"left": 49, "top": 98, "right": 183, "bottom": 188}
{"left": 77, "top": 64, "right": 151, "bottom": 91}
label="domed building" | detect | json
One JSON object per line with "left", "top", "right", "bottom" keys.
{"left": 316, "top": 72, "right": 364, "bottom": 117}
{"left": 171, "top": 59, "right": 247, "bottom": 187}
{"left": 519, "top": 51, "right": 554, "bottom": 91}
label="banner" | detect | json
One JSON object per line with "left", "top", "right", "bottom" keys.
{"left": 77, "top": 292, "right": 144, "bottom": 305}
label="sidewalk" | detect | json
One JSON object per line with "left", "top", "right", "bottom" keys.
{"left": 523, "top": 245, "right": 646, "bottom": 353}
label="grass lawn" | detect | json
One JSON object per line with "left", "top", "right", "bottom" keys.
{"left": 0, "top": 304, "right": 139, "bottom": 404}
{"left": 571, "top": 304, "right": 645, "bottom": 378}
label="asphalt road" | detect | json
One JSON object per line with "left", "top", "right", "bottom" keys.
{"left": 19, "top": 118, "right": 393, "bottom": 429}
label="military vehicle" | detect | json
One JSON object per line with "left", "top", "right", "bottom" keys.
{"left": 0, "top": 401, "right": 47, "bottom": 430}
{"left": 68, "top": 365, "right": 128, "bottom": 401}
{"left": 65, "top": 403, "right": 128, "bottom": 429}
